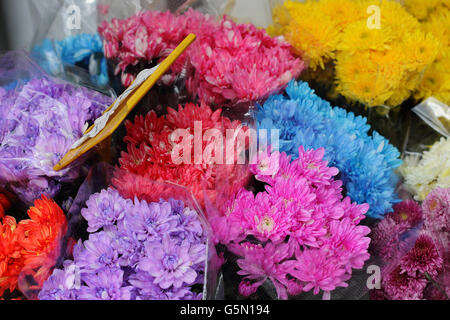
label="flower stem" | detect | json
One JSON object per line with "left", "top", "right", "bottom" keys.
{"left": 424, "top": 272, "right": 449, "bottom": 300}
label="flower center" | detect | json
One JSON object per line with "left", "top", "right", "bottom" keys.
{"left": 162, "top": 254, "right": 178, "bottom": 270}
{"left": 258, "top": 216, "right": 275, "bottom": 233}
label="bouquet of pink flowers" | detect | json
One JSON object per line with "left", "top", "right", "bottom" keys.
{"left": 210, "top": 147, "right": 372, "bottom": 300}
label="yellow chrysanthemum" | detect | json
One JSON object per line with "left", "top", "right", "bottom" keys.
{"left": 337, "top": 20, "right": 393, "bottom": 54}
{"left": 286, "top": 12, "right": 340, "bottom": 70}
{"left": 336, "top": 54, "right": 394, "bottom": 107}
{"left": 402, "top": 30, "right": 440, "bottom": 71}
{"left": 404, "top": 0, "right": 445, "bottom": 20}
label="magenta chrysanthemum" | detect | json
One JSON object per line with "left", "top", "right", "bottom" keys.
{"left": 423, "top": 187, "right": 450, "bottom": 234}
{"left": 211, "top": 147, "right": 371, "bottom": 299}
{"left": 400, "top": 234, "right": 443, "bottom": 277}
{"left": 383, "top": 266, "right": 427, "bottom": 300}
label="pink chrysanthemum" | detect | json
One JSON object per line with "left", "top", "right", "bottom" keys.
{"left": 423, "top": 187, "right": 450, "bottom": 233}
{"left": 99, "top": 9, "right": 304, "bottom": 104}
{"left": 400, "top": 234, "right": 443, "bottom": 277}
{"left": 371, "top": 214, "right": 411, "bottom": 261}
{"left": 391, "top": 200, "right": 423, "bottom": 227}
{"left": 212, "top": 147, "right": 371, "bottom": 299}
{"left": 383, "top": 266, "right": 427, "bottom": 300}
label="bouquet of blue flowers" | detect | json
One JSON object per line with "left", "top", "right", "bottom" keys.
{"left": 257, "top": 81, "right": 403, "bottom": 219}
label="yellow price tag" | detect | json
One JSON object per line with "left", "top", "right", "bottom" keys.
{"left": 53, "top": 33, "right": 196, "bottom": 171}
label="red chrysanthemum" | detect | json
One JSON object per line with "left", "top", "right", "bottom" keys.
{"left": 114, "top": 103, "right": 251, "bottom": 211}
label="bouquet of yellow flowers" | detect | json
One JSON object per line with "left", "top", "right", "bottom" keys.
{"left": 269, "top": 0, "right": 441, "bottom": 109}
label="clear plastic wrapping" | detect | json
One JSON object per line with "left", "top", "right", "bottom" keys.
{"left": 29, "top": 0, "right": 110, "bottom": 87}
{"left": 0, "top": 51, "right": 113, "bottom": 206}
{"left": 24, "top": 163, "right": 222, "bottom": 300}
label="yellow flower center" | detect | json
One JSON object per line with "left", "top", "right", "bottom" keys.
{"left": 258, "top": 216, "right": 275, "bottom": 234}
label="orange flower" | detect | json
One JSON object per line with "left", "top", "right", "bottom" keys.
{"left": 0, "top": 197, "right": 67, "bottom": 298}
{"left": 0, "top": 216, "right": 23, "bottom": 296}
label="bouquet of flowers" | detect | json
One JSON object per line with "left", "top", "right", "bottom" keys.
{"left": 29, "top": 0, "right": 109, "bottom": 87}
{"left": 269, "top": 0, "right": 439, "bottom": 110}
{"left": 113, "top": 102, "right": 251, "bottom": 211}
{"left": 405, "top": 1, "right": 450, "bottom": 106}
{"left": 0, "top": 53, "right": 113, "bottom": 205}
{"left": 257, "top": 81, "right": 402, "bottom": 219}
{"left": 98, "top": 8, "right": 304, "bottom": 104}
{"left": 399, "top": 137, "right": 450, "bottom": 201}
{"left": 370, "top": 188, "right": 449, "bottom": 300}
{"left": 38, "top": 164, "right": 218, "bottom": 300}
{"left": 210, "top": 147, "right": 372, "bottom": 300}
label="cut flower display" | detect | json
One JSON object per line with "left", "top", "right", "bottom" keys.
{"left": 370, "top": 191, "right": 449, "bottom": 300}
{"left": 399, "top": 137, "right": 450, "bottom": 201}
{"left": 269, "top": 0, "right": 440, "bottom": 109}
{"left": 211, "top": 147, "right": 371, "bottom": 299}
{"left": 32, "top": 34, "right": 109, "bottom": 87}
{"left": 114, "top": 102, "right": 250, "bottom": 210}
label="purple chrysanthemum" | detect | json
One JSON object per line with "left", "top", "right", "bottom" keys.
{"left": 77, "top": 268, "right": 133, "bottom": 300}
{"left": 138, "top": 235, "right": 205, "bottom": 289}
{"left": 0, "top": 77, "right": 111, "bottom": 204}
{"left": 423, "top": 188, "right": 450, "bottom": 233}
{"left": 120, "top": 199, "right": 179, "bottom": 242}
{"left": 383, "top": 266, "right": 427, "bottom": 300}
{"left": 40, "top": 190, "right": 207, "bottom": 300}
{"left": 81, "top": 188, "right": 133, "bottom": 233}
{"left": 392, "top": 200, "right": 423, "bottom": 227}
{"left": 73, "top": 232, "right": 121, "bottom": 272}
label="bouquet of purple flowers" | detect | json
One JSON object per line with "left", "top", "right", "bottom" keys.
{"left": 37, "top": 164, "right": 220, "bottom": 300}
{"left": 0, "top": 52, "right": 112, "bottom": 205}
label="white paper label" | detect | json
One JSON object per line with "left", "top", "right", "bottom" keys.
{"left": 70, "top": 65, "right": 160, "bottom": 150}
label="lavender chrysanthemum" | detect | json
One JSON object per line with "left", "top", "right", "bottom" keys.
{"left": 0, "top": 77, "right": 112, "bottom": 204}
{"left": 138, "top": 235, "right": 205, "bottom": 289}
{"left": 39, "top": 190, "right": 207, "bottom": 300}
{"left": 82, "top": 188, "right": 133, "bottom": 233}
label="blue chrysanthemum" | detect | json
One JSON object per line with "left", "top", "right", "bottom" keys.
{"left": 32, "top": 33, "right": 109, "bottom": 87}
{"left": 257, "top": 81, "right": 402, "bottom": 219}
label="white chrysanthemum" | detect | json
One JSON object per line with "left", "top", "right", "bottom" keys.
{"left": 400, "top": 138, "right": 450, "bottom": 201}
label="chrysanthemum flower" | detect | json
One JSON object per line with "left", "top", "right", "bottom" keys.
{"left": 382, "top": 266, "right": 427, "bottom": 300}
{"left": 99, "top": 8, "right": 303, "bottom": 104}
{"left": 399, "top": 137, "right": 450, "bottom": 201}
{"left": 423, "top": 187, "right": 450, "bottom": 234}
{"left": 32, "top": 33, "right": 109, "bottom": 87}
{"left": 400, "top": 234, "right": 443, "bottom": 277}
{"left": 391, "top": 200, "right": 423, "bottom": 227}
{"left": 270, "top": 0, "right": 439, "bottom": 108}
{"left": 0, "top": 196, "right": 67, "bottom": 297}
{"left": 114, "top": 103, "right": 250, "bottom": 210}
{"left": 0, "top": 216, "right": 22, "bottom": 296}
